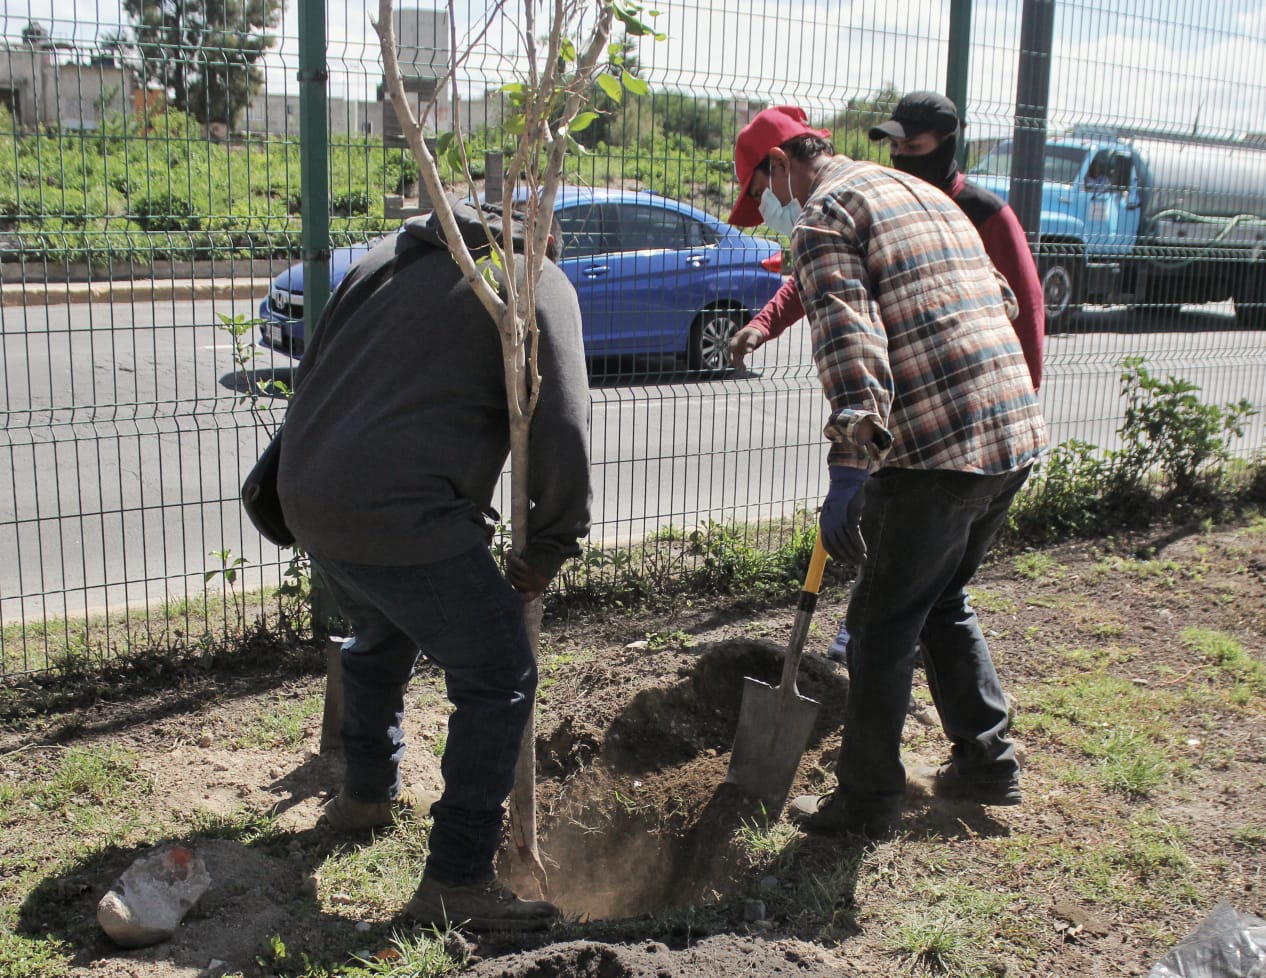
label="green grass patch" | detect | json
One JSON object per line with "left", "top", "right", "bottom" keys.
{"left": 0, "top": 931, "right": 71, "bottom": 978}
{"left": 1231, "top": 824, "right": 1266, "bottom": 849}
{"left": 965, "top": 588, "right": 1019, "bottom": 615}
{"left": 1012, "top": 552, "right": 1062, "bottom": 582}
{"left": 233, "top": 695, "right": 323, "bottom": 750}
{"left": 342, "top": 928, "right": 467, "bottom": 976}
{"left": 316, "top": 818, "right": 431, "bottom": 913}
{"left": 1182, "top": 627, "right": 1266, "bottom": 699}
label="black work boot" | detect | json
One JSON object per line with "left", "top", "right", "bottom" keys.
{"left": 788, "top": 791, "right": 900, "bottom": 838}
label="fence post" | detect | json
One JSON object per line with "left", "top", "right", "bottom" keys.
{"left": 1010, "top": 0, "right": 1056, "bottom": 238}
{"left": 946, "top": 0, "right": 973, "bottom": 170}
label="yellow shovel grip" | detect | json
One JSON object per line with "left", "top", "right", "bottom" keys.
{"left": 804, "top": 531, "right": 829, "bottom": 596}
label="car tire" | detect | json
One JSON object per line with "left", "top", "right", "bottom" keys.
{"left": 1038, "top": 247, "right": 1082, "bottom": 329}
{"left": 688, "top": 306, "right": 743, "bottom": 371}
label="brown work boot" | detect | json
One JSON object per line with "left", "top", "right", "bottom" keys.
{"left": 405, "top": 877, "right": 559, "bottom": 932}
{"left": 932, "top": 761, "right": 1023, "bottom": 806}
{"left": 788, "top": 790, "right": 900, "bottom": 839}
{"left": 321, "top": 787, "right": 437, "bottom": 832}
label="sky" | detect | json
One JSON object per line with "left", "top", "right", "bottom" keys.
{"left": 4, "top": 0, "right": 1265, "bottom": 140}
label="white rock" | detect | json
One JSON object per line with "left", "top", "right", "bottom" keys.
{"left": 97, "top": 845, "right": 211, "bottom": 949}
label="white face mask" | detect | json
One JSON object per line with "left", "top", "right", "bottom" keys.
{"left": 759, "top": 187, "right": 802, "bottom": 237}
{"left": 759, "top": 161, "right": 800, "bottom": 237}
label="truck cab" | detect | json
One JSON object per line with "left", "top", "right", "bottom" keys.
{"left": 970, "top": 137, "right": 1143, "bottom": 322}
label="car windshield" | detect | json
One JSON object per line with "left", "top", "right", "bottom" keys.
{"left": 970, "top": 143, "right": 1091, "bottom": 186}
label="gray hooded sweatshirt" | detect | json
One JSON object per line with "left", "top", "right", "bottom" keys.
{"left": 277, "top": 198, "right": 592, "bottom": 579}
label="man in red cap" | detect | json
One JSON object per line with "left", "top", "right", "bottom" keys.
{"left": 728, "top": 105, "right": 1048, "bottom": 838}
{"left": 731, "top": 93, "right": 1044, "bottom": 391}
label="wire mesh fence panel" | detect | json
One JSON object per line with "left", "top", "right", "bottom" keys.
{"left": 1, "top": 1, "right": 1264, "bottom": 678}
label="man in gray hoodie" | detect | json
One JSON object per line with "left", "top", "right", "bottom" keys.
{"left": 278, "top": 198, "right": 592, "bottom": 930}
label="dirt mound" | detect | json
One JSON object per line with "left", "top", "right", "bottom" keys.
{"left": 462, "top": 936, "right": 840, "bottom": 977}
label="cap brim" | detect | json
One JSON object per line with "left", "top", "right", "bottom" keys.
{"left": 869, "top": 119, "right": 920, "bottom": 141}
{"left": 728, "top": 179, "right": 763, "bottom": 227}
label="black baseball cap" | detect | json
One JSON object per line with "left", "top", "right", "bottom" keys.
{"left": 868, "top": 91, "right": 961, "bottom": 141}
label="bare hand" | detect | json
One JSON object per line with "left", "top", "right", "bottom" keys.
{"left": 506, "top": 554, "right": 551, "bottom": 602}
{"left": 729, "top": 326, "right": 764, "bottom": 371}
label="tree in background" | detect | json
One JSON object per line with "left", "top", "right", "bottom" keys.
{"left": 827, "top": 84, "right": 902, "bottom": 162}
{"left": 657, "top": 92, "right": 734, "bottom": 151}
{"left": 572, "top": 34, "right": 651, "bottom": 149}
{"left": 20, "top": 21, "right": 50, "bottom": 48}
{"left": 121, "top": 0, "right": 283, "bottom": 128}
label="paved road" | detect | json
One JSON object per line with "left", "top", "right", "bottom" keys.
{"left": 3, "top": 293, "right": 1265, "bottom": 622}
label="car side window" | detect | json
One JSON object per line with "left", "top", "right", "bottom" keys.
{"left": 555, "top": 205, "right": 604, "bottom": 259}
{"left": 685, "top": 217, "right": 717, "bottom": 248}
{"left": 612, "top": 204, "right": 690, "bottom": 252}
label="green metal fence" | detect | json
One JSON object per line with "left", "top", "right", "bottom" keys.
{"left": 2, "top": 0, "right": 1265, "bottom": 678}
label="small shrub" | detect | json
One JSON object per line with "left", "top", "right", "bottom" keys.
{"left": 131, "top": 193, "right": 202, "bottom": 233}
{"left": 331, "top": 189, "right": 370, "bottom": 217}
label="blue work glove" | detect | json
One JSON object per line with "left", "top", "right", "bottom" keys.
{"left": 819, "top": 465, "right": 869, "bottom": 565}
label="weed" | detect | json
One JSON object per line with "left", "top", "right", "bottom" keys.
{"left": 188, "top": 808, "right": 285, "bottom": 846}
{"left": 1182, "top": 627, "right": 1266, "bottom": 696}
{"left": 346, "top": 926, "right": 467, "bottom": 976}
{"left": 735, "top": 813, "right": 799, "bottom": 860}
{"left": 645, "top": 629, "right": 693, "bottom": 651}
{"left": 317, "top": 817, "right": 431, "bottom": 911}
{"left": 1012, "top": 552, "right": 1060, "bottom": 581}
{"left": 233, "top": 695, "right": 322, "bottom": 749}
{"left": 1231, "top": 824, "right": 1266, "bottom": 849}
{"left": 1086, "top": 727, "right": 1171, "bottom": 797}
{"left": 0, "top": 931, "right": 70, "bottom": 978}
{"left": 886, "top": 910, "right": 989, "bottom": 977}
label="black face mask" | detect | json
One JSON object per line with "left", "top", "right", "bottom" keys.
{"left": 891, "top": 132, "right": 959, "bottom": 191}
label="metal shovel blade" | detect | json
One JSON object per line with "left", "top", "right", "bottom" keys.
{"left": 724, "top": 533, "right": 829, "bottom": 815}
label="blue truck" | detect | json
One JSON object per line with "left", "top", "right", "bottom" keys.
{"left": 969, "top": 127, "right": 1266, "bottom": 328}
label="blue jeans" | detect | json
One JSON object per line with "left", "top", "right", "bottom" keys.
{"left": 838, "top": 465, "right": 1031, "bottom": 804}
{"left": 312, "top": 545, "right": 534, "bottom": 886}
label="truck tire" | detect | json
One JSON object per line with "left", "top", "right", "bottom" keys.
{"left": 1038, "top": 248, "right": 1082, "bottom": 328}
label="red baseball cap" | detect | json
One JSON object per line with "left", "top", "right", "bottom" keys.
{"left": 728, "top": 106, "right": 832, "bottom": 227}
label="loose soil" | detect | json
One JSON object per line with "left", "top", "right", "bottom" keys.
{"left": 3, "top": 521, "right": 1265, "bottom": 978}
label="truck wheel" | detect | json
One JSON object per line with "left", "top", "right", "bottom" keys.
{"left": 1038, "top": 252, "right": 1081, "bottom": 327}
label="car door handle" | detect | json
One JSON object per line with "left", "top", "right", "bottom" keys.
{"left": 583, "top": 265, "right": 609, "bottom": 278}
{"left": 685, "top": 254, "right": 710, "bottom": 267}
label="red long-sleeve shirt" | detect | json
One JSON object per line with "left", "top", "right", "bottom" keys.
{"left": 747, "top": 172, "right": 1045, "bottom": 391}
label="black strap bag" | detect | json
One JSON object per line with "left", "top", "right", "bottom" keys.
{"left": 241, "top": 427, "right": 294, "bottom": 547}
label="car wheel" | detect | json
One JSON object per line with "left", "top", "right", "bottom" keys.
{"left": 1038, "top": 248, "right": 1082, "bottom": 328}
{"left": 688, "top": 307, "right": 743, "bottom": 371}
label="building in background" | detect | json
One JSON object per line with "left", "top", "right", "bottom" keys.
{"left": 0, "top": 41, "right": 132, "bottom": 129}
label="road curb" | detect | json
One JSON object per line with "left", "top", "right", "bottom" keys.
{"left": 1, "top": 278, "right": 275, "bottom": 307}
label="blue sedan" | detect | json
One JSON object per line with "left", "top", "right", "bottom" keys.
{"left": 258, "top": 187, "right": 785, "bottom": 371}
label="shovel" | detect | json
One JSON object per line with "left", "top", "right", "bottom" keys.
{"left": 725, "top": 531, "right": 829, "bottom": 815}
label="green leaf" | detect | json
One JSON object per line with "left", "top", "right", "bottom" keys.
{"left": 504, "top": 113, "right": 527, "bottom": 135}
{"left": 501, "top": 82, "right": 526, "bottom": 94}
{"left": 570, "top": 111, "right": 599, "bottom": 133}
{"left": 621, "top": 69, "right": 649, "bottom": 96}
{"left": 559, "top": 38, "right": 577, "bottom": 62}
{"left": 436, "top": 130, "right": 455, "bottom": 156}
{"left": 596, "top": 73, "right": 623, "bottom": 104}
